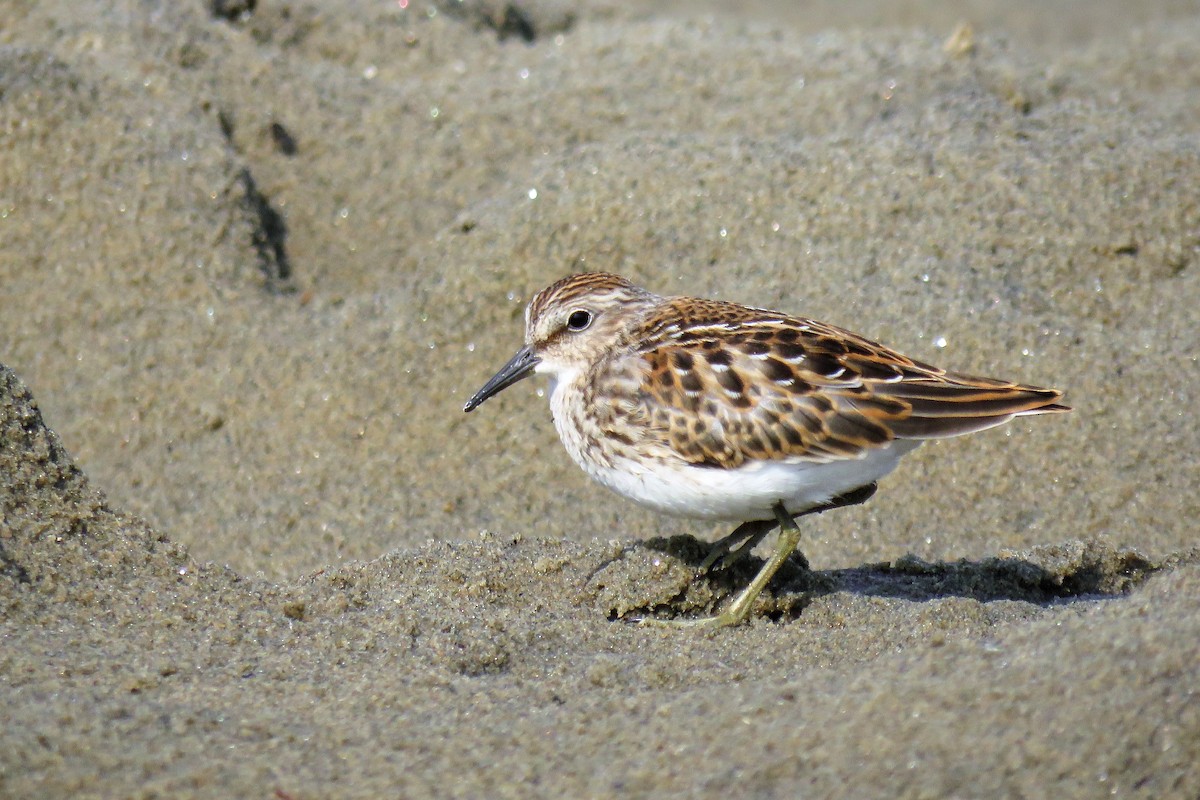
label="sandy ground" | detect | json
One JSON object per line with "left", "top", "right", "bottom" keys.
{"left": 2, "top": 1, "right": 1199, "bottom": 797}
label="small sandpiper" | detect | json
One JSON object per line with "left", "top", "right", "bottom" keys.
{"left": 465, "top": 273, "right": 1069, "bottom": 628}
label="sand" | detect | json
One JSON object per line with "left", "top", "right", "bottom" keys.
{"left": 2, "top": 1, "right": 1199, "bottom": 797}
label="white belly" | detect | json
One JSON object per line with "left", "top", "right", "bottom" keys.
{"left": 574, "top": 441, "right": 920, "bottom": 521}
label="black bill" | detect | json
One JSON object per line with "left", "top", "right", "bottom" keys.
{"left": 463, "top": 345, "right": 540, "bottom": 412}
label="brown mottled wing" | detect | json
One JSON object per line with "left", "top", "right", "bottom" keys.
{"left": 634, "top": 298, "right": 1067, "bottom": 468}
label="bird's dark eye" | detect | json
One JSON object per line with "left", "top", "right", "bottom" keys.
{"left": 566, "top": 309, "right": 593, "bottom": 331}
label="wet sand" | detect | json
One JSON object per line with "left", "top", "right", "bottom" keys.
{"left": 2, "top": 1, "right": 1199, "bottom": 797}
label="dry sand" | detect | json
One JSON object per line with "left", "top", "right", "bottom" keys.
{"left": 2, "top": 1, "right": 1199, "bottom": 797}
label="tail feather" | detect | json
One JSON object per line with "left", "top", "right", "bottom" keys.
{"left": 880, "top": 378, "right": 1069, "bottom": 440}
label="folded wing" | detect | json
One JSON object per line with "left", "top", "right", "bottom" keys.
{"left": 633, "top": 300, "right": 1068, "bottom": 468}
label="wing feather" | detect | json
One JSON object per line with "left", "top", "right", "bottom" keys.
{"left": 630, "top": 299, "right": 1067, "bottom": 466}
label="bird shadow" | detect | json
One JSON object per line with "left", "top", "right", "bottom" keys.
{"left": 637, "top": 534, "right": 1164, "bottom": 615}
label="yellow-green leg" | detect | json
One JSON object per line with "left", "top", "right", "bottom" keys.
{"left": 637, "top": 484, "right": 877, "bottom": 629}
{"left": 696, "top": 518, "right": 775, "bottom": 574}
{"left": 640, "top": 501, "right": 804, "bottom": 629}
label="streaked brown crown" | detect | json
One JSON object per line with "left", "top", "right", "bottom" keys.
{"left": 526, "top": 272, "right": 642, "bottom": 327}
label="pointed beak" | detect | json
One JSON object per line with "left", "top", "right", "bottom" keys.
{"left": 463, "top": 345, "right": 540, "bottom": 412}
